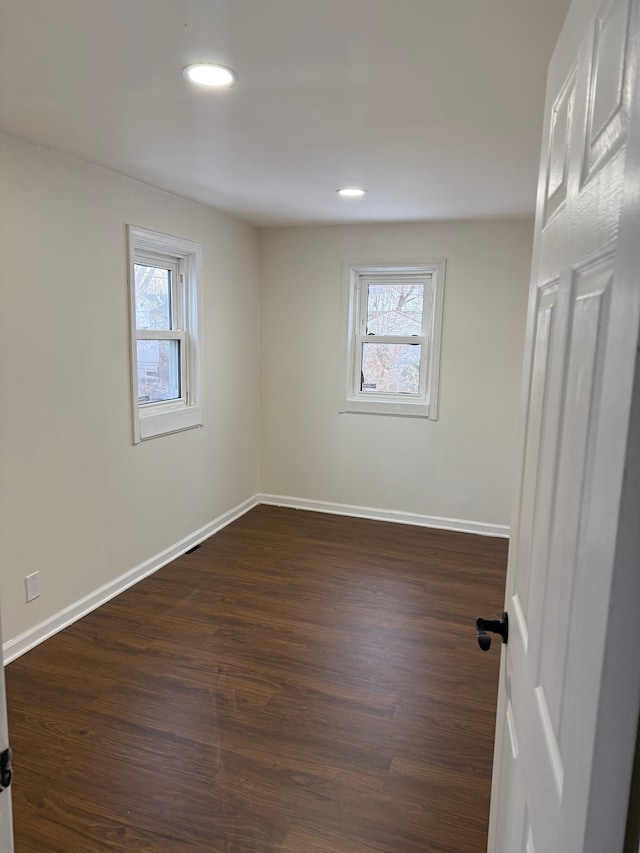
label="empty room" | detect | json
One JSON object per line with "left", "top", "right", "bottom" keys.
{"left": 1, "top": 0, "right": 639, "bottom": 851}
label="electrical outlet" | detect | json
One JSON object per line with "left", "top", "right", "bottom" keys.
{"left": 25, "top": 572, "right": 40, "bottom": 603}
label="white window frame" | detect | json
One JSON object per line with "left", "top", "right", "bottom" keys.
{"left": 340, "top": 259, "right": 445, "bottom": 419}
{"left": 127, "top": 225, "right": 204, "bottom": 443}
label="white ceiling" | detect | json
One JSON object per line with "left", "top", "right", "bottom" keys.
{"left": 0, "top": 0, "right": 571, "bottom": 226}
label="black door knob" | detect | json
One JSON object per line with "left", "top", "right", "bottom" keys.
{"left": 0, "top": 748, "right": 11, "bottom": 790}
{"left": 476, "top": 612, "right": 508, "bottom": 651}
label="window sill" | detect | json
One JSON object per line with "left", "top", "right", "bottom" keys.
{"left": 138, "top": 405, "right": 203, "bottom": 441}
{"left": 339, "top": 398, "right": 433, "bottom": 419}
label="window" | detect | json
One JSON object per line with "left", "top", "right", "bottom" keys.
{"left": 127, "top": 226, "right": 203, "bottom": 442}
{"left": 340, "top": 260, "right": 445, "bottom": 418}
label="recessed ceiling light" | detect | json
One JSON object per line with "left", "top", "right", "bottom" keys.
{"left": 337, "top": 187, "right": 367, "bottom": 198}
{"left": 183, "top": 63, "right": 237, "bottom": 87}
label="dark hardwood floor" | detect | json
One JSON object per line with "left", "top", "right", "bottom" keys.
{"left": 6, "top": 506, "right": 507, "bottom": 852}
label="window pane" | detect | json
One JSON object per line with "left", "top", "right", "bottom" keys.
{"left": 361, "top": 342, "right": 421, "bottom": 395}
{"left": 137, "top": 339, "right": 180, "bottom": 404}
{"left": 366, "top": 282, "right": 424, "bottom": 336}
{"left": 135, "top": 264, "right": 171, "bottom": 330}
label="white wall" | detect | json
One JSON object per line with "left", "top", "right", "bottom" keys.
{"left": 0, "top": 135, "right": 532, "bottom": 652}
{"left": 0, "top": 133, "right": 260, "bottom": 647}
{"left": 258, "top": 221, "right": 532, "bottom": 530}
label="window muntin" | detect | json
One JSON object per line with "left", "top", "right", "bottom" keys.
{"left": 341, "top": 261, "right": 445, "bottom": 419}
{"left": 128, "top": 226, "right": 203, "bottom": 442}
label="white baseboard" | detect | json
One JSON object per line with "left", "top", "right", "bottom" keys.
{"left": 3, "top": 495, "right": 259, "bottom": 664}
{"left": 257, "top": 493, "right": 510, "bottom": 539}
{"left": 4, "top": 492, "right": 508, "bottom": 664}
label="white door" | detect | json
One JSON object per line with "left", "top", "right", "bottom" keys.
{"left": 488, "top": 0, "right": 640, "bottom": 850}
{"left": 0, "top": 606, "right": 14, "bottom": 851}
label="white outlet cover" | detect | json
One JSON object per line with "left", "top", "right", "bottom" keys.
{"left": 25, "top": 572, "right": 40, "bottom": 602}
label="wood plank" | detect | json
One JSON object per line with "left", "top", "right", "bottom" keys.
{"left": 6, "top": 506, "right": 507, "bottom": 852}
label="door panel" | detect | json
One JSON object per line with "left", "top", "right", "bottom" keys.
{"left": 544, "top": 71, "right": 576, "bottom": 225}
{"left": 583, "top": 0, "right": 632, "bottom": 181}
{"left": 513, "top": 283, "right": 557, "bottom": 620}
{"left": 538, "top": 262, "right": 611, "bottom": 732}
